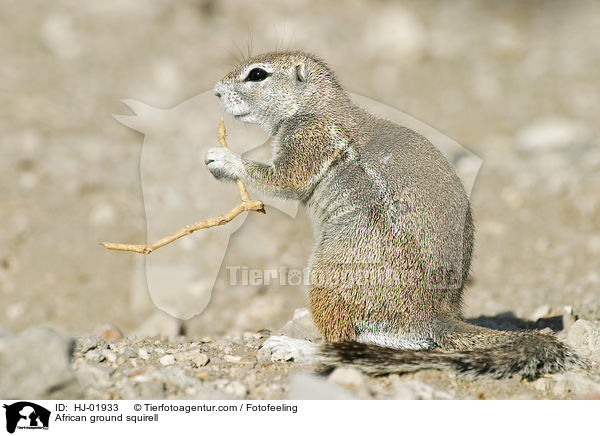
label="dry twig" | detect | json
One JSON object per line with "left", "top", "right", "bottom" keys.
{"left": 100, "top": 118, "right": 265, "bottom": 254}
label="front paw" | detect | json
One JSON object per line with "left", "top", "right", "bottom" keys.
{"left": 204, "top": 147, "right": 242, "bottom": 181}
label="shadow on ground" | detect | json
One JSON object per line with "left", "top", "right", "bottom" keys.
{"left": 468, "top": 313, "right": 563, "bottom": 332}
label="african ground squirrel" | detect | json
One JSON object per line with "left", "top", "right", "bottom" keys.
{"left": 205, "top": 50, "right": 585, "bottom": 380}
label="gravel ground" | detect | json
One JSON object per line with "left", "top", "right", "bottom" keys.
{"left": 2, "top": 306, "right": 599, "bottom": 400}
{"left": 1, "top": 0, "right": 599, "bottom": 400}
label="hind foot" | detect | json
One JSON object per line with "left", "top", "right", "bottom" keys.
{"left": 259, "top": 335, "right": 319, "bottom": 364}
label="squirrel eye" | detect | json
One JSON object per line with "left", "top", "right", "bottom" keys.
{"left": 245, "top": 68, "right": 269, "bottom": 82}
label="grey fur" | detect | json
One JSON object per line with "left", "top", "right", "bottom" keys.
{"left": 205, "top": 50, "right": 587, "bottom": 380}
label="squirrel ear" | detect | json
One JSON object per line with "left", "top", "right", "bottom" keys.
{"left": 295, "top": 63, "right": 306, "bottom": 83}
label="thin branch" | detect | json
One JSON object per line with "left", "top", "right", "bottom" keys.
{"left": 100, "top": 118, "right": 265, "bottom": 254}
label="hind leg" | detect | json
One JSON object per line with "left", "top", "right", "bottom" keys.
{"left": 309, "top": 286, "right": 356, "bottom": 342}
{"left": 309, "top": 284, "right": 436, "bottom": 349}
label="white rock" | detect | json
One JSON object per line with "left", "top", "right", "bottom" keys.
{"left": 259, "top": 335, "right": 319, "bottom": 364}
{"left": 173, "top": 351, "right": 209, "bottom": 367}
{"left": 566, "top": 319, "right": 600, "bottom": 362}
{"left": 138, "top": 348, "right": 150, "bottom": 360}
{"left": 159, "top": 354, "right": 176, "bottom": 366}
{"left": 192, "top": 353, "right": 210, "bottom": 367}
{"left": 85, "top": 349, "right": 103, "bottom": 363}
{"left": 102, "top": 349, "right": 117, "bottom": 363}
{"left": 77, "top": 335, "right": 104, "bottom": 353}
{"left": 328, "top": 367, "right": 365, "bottom": 391}
{"left": 279, "top": 308, "right": 323, "bottom": 341}
{"left": 223, "top": 354, "right": 242, "bottom": 363}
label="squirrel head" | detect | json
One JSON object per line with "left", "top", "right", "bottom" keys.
{"left": 214, "top": 51, "right": 345, "bottom": 135}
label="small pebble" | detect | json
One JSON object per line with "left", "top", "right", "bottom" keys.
{"left": 159, "top": 355, "right": 175, "bottom": 366}
{"left": 103, "top": 350, "right": 117, "bottom": 363}
{"left": 174, "top": 351, "right": 210, "bottom": 368}
{"left": 85, "top": 349, "right": 104, "bottom": 363}
{"left": 77, "top": 335, "right": 104, "bottom": 353}
{"left": 192, "top": 353, "right": 210, "bottom": 367}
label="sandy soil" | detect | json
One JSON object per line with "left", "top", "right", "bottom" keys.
{"left": 1, "top": 0, "right": 599, "bottom": 400}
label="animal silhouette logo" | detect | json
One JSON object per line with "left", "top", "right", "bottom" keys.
{"left": 3, "top": 402, "right": 50, "bottom": 433}
{"left": 116, "top": 91, "right": 481, "bottom": 320}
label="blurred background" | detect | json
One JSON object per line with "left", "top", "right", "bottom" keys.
{"left": 1, "top": 0, "right": 599, "bottom": 339}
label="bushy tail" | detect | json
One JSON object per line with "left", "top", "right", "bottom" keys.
{"left": 320, "top": 328, "right": 587, "bottom": 381}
